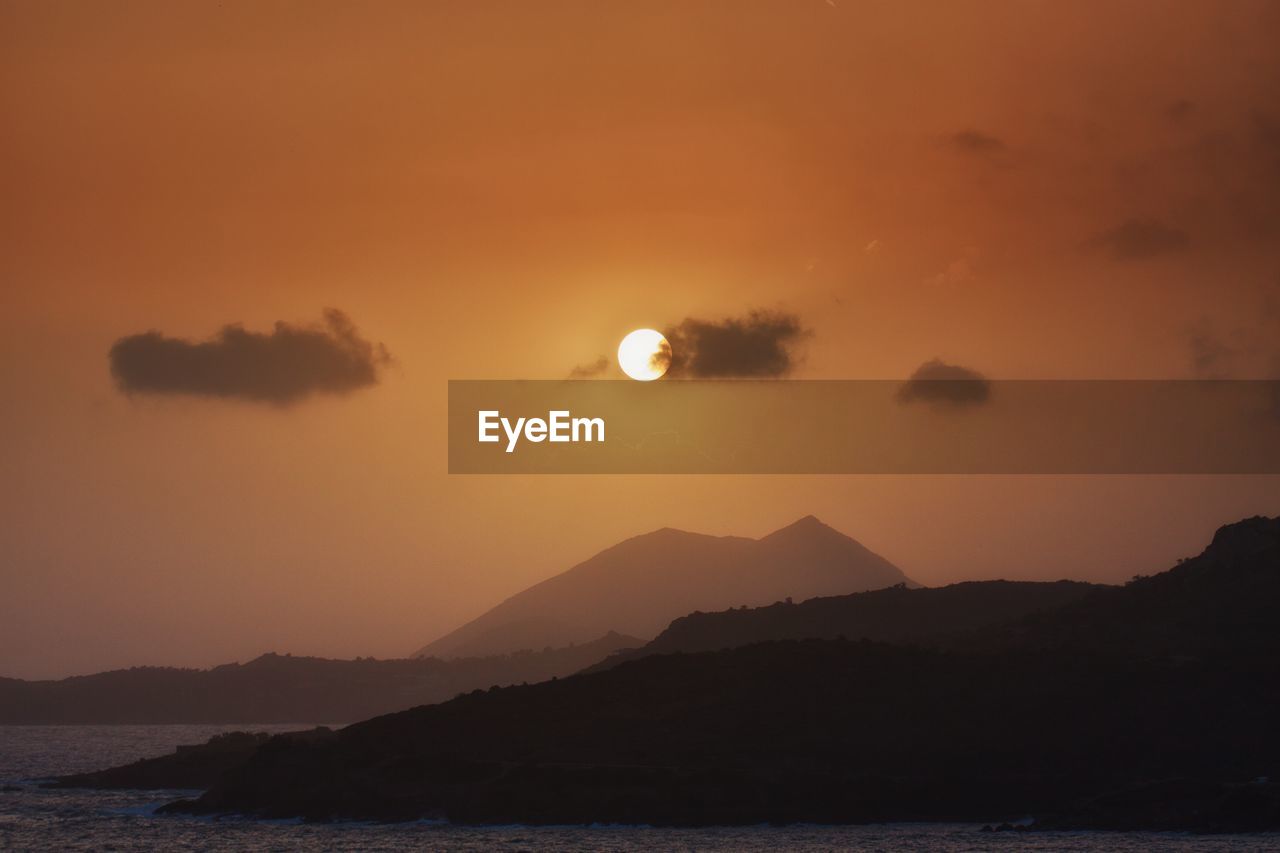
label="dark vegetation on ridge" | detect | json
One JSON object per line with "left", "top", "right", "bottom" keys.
{"left": 61, "top": 517, "right": 1280, "bottom": 831}
{"left": 589, "top": 579, "right": 1099, "bottom": 672}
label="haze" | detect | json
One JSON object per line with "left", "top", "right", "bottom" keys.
{"left": 3, "top": 0, "right": 1279, "bottom": 678}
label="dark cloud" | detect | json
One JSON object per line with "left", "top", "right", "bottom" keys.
{"left": 897, "top": 359, "right": 991, "bottom": 407}
{"left": 1178, "top": 112, "right": 1280, "bottom": 241}
{"left": 568, "top": 356, "right": 610, "bottom": 379}
{"left": 109, "top": 309, "right": 391, "bottom": 404}
{"left": 1189, "top": 289, "right": 1280, "bottom": 381}
{"left": 1087, "top": 218, "right": 1189, "bottom": 261}
{"left": 1188, "top": 323, "right": 1237, "bottom": 379}
{"left": 658, "top": 310, "right": 808, "bottom": 378}
{"left": 1253, "top": 112, "right": 1280, "bottom": 160}
{"left": 1241, "top": 112, "right": 1280, "bottom": 235}
{"left": 1164, "top": 99, "right": 1195, "bottom": 123}
{"left": 948, "top": 130, "right": 1006, "bottom": 155}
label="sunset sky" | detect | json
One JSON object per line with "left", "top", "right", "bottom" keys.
{"left": 3, "top": 0, "right": 1280, "bottom": 679}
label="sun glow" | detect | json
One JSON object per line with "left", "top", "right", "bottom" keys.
{"left": 617, "top": 329, "right": 670, "bottom": 381}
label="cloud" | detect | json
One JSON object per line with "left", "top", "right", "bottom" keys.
{"left": 109, "top": 309, "right": 391, "bottom": 404}
{"left": 928, "top": 258, "right": 974, "bottom": 287}
{"left": 1164, "top": 99, "right": 1195, "bottom": 123}
{"left": 897, "top": 359, "right": 991, "bottom": 407}
{"left": 1189, "top": 289, "right": 1280, "bottom": 381}
{"left": 947, "top": 130, "right": 1006, "bottom": 155}
{"left": 1188, "top": 322, "right": 1237, "bottom": 379}
{"left": 1087, "top": 218, "right": 1189, "bottom": 261}
{"left": 1238, "top": 112, "right": 1280, "bottom": 236}
{"left": 659, "top": 310, "right": 809, "bottom": 378}
{"left": 928, "top": 247, "right": 980, "bottom": 287}
{"left": 1253, "top": 111, "right": 1280, "bottom": 158}
{"left": 568, "top": 356, "right": 610, "bottom": 379}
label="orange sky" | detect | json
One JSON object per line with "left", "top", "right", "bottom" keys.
{"left": 3, "top": 0, "right": 1280, "bottom": 678}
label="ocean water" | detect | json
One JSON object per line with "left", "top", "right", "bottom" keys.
{"left": 1, "top": 725, "right": 1276, "bottom": 852}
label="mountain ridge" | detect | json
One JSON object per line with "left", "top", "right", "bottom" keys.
{"left": 155, "top": 515, "right": 1280, "bottom": 829}
{"left": 586, "top": 578, "right": 1100, "bottom": 672}
{"left": 0, "top": 633, "right": 640, "bottom": 724}
{"left": 415, "top": 516, "right": 914, "bottom": 659}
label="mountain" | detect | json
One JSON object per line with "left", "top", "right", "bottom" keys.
{"left": 415, "top": 516, "right": 914, "bottom": 658}
{"left": 964, "top": 514, "right": 1280, "bottom": 660}
{"left": 589, "top": 579, "right": 1100, "bottom": 671}
{"left": 0, "top": 633, "right": 638, "bottom": 725}
{"left": 150, "top": 515, "right": 1280, "bottom": 829}
{"left": 49, "top": 732, "right": 283, "bottom": 790}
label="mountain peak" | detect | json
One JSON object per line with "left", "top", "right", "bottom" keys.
{"left": 1207, "top": 515, "right": 1279, "bottom": 554}
{"left": 760, "top": 515, "right": 837, "bottom": 541}
{"left": 415, "top": 515, "right": 913, "bottom": 658}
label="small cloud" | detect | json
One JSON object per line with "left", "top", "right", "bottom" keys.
{"left": 928, "top": 247, "right": 980, "bottom": 287}
{"left": 929, "top": 258, "right": 975, "bottom": 288}
{"left": 1188, "top": 322, "right": 1237, "bottom": 379}
{"left": 1252, "top": 111, "right": 1280, "bottom": 152}
{"left": 1190, "top": 289, "right": 1280, "bottom": 381}
{"left": 947, "top": 130, "right": 1006, "bottom": 155}
{"left": 1165, "top": 99, "right": 1195, "bottom": 123}
{"left": 659, "top": 310, "right": 809, "bottom": 378}
{"left": 864, "top": 239, "right": 881, "bottom": 255}
{"left": 897, "top": 359, "right": 991, "bottom": 408}
{"left": 1087, "top": 218, "right": 1189, "bottom": 261}
{"left": 109, "top": 309, "right": 391, "bottom": 405}
{"left": 568, "top": 356, "right": 610, "bottom": 379}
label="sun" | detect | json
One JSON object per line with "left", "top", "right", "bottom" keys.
{"left": 617, "top": 329, "right": 670, "bottom": 381}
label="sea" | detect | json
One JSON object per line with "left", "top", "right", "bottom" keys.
{"left": 1, "top": 725, "right": 1276, "bottom": 852}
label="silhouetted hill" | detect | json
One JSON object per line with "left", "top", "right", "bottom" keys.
{"left": 416, "top": 516, "right": 914, "bottom": 658}
{"left": 153, "top": 516, "right": 1280, "bottom": 829}
{"left": 0, "top": 633, "right": 638, "bottom": 724}
{"left": 966, "top": 515, "right": 1280, "bottom": 661}
{"left": 590, "top": 579, "right": 1099, "bottom": 672}
{"left": 49, "top": 732, "right": 281, "bottom": 790}
{"left": 170, "top": 638, "right": 1280, "bottom": 828}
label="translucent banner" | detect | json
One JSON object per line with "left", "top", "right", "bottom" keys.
{"left": 447, "top": 380, "right": 1280, "bottom": 474}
